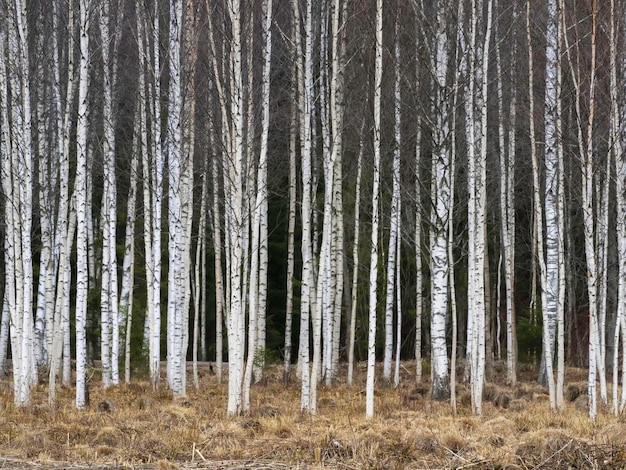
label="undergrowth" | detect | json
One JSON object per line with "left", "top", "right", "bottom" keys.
{"left": 0, "top": 362, "right": 624, "bottom": 469}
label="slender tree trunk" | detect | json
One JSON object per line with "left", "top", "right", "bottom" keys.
{"left": 429, "top": 0, "right": 450, "bottom": 402}
{"left": 413, "top": 6, "right": 423, "bottom": 383}
{"left": 75, "top": 0, "right": 90, "bottom": 409}
{"left": 366, "top": 0, "right": 383, "bottom": 419}
{"left": 528, "top": 0, "right": 556, "bottom": 410}
{"left": 283, "top": 37, "right": 298, "bottom": 384}
{"left": 1, "top": 0, "right": 38, "bottom": 404}
{"left": 291, "top": 0, "right": 315, "bottom": 414}
{"left": 383, "top": 11, "right": 402, "bottom": 386}
{"left": 193, "top": 174, "right": 208, "bottom": 389}
{"left": 539, "top": 0, "right": 562, "bottom": 411}
{"left": 98, "top": 0, "right": 120, "bottom": 389}
{"left": 121, "top": 95, "right": 141, "bottom": 383}
{"left": 610, "top": 0, "right": 626, "bottom": 415}
{"left": 253, "top": 0, "right": 273, "bottom": 386}
{"left": 347, "top": 110, "right": 366, "bottom": 387}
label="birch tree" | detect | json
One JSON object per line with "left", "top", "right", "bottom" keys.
{"left": 413, "top": 4, "right": 423, "bottom": 384}
{"left": 166, "top": 0, "right": 196, "bottom": 398}
{"left": 562, "top": 0, "right": 605, "bottom": 418}
{"left": 464, "top": 0, "right": 492, "bottom": 415}
{"left": 315, "top": 0, "right": 346, "bottom": 392}
{"left": 283, "top": 37, "right": 298, "bottom": 384}
{"left": 98, "top": 0, "right": 121, "bottom": 388}
{"left": 121, "top": 104, "right": 140, "bottom": 383}
{"left": 429, "top": 0, "right": 451, "bottom": 402}
{"left": 527, "top": 0, "right": 556, "bottom": 410}
{"left": 244, "top": 0, "right": 273, "bottom": 413}
{"left": 366, "top": 0, "right": 383, "bottom": 419}
{"left": 383, "top": 10, "right": 402, "bottom": 386}
{"left": 610, "top": 0, "right": 626, "bottom": 415}
{"left": 0, "top": 0, "right": 37, "bottom": 406}
{"left": 537, "top": 0, "right": 564, "bottom": 411}
{"left": 44, "top": 0, "right": 75, "bottom": 399}
{"left": 75, "top": 0, "right": 90, "bottom": 409}
{"left": 221, "top": 0, "right": 247, "bottom": 415}
{"left": 347, "top": 109, "right": 366, "bottom": 387}
{"left": 496, "top": 0, "right": 517, "bottom": 386}
{"left": 139, "top": 0, "right": 164, "bottom": 391}
{"left": 291, "top": 0, "right": 315, "bottom": 414}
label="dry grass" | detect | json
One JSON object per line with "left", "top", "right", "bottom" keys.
{"left": 0, "top": 362, "right": 625, "bottom": 469}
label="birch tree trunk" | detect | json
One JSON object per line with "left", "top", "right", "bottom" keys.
{"left": 243, "top": 0, "right": 273, "bottom": 412}
{"left": 292, "top": 0, "right": 315, "bottom": 414}
{"left": 193, "top": 172, "right": 208, "bottom": 389}
{"left": 138, "top": 0, "right": 164, "bottom": 391}
{"left": 610, "top": 0, "right": 626, "bottom": 415}
{"left": 212, "top": 151, "right": 224, "bottom": 384}
{"left": 98, "top": 0, "right": 120, "bottom": 388}
{"left": 166, "top": 0, "right": 195, "bottom": 398}
{"left": 347, "top": 110, "right": 366, "bottom": 387}
{"left": 413, "top": 6, "right": 423, "bottom": 384}
{"left": 75, "top": 0, "right": 90, "bottom": 409}
{"left": 121, "top": 104, "right": 140, "bottom": 383}
{"left": 223, "top": 0, "right": 247, "bottom": 415}
{"left": 429, "top": 0, "right": 450, "bottom": 402}
{"left": 47, "top": 0, "right": 77, "bottom": 397}
{"left": 496, "top": 0, "right": 517, "bottom": 386}
{"left": 383, "top": 11, "right": 401, "bottom": 386}
{"left": 253, "top": 0, "right": 272, "bottom": 386}
{"left": 562, "top": 0, "right": 605, "bottom": 418}
{"left": 33, "top": 6, "right": 55, "bottom": 370}
{"left": 283, "top": 37, "right": 298, "bottom": 384}
{"left": 366, "top": 0, "right": 383, "bottom": 419}
{"left": 466, "top": 0, "right": 492, "bottom": 415}
{"left": 538, "top": 0, "right": 561, "bottom": 408}
{"left": 527, "top": 0, "right": 556, "bottom": 410}
{"left": 0, "top": 0, "right": 37, "bottom": 405}
{"left": 580, "top": 0, "right": 602, "bottom": 419}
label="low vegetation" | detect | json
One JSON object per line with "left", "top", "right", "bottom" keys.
{"left": 0, "top": 363, "right": 625, "bottom": 469}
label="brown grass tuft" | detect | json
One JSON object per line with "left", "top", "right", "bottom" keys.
{"left": 93, "top": 426, "right": 122, "bottom": 447}
{"left": 0, "top": 364, "right": 624, "bottom": 468}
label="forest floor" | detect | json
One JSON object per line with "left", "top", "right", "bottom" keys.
{"left": 0, "top": 362, "right": 625, "bottom": 469}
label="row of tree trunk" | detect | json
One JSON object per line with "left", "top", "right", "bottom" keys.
{"left": 1, "top": 0, "right": 626, "bottom": 421}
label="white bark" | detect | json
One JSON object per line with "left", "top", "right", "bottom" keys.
{"left": 121, "top": 104, "right": 140, "bottom": 383}
{"left": 225, "top": 0, "right": 246, "bottom": 415}
{"left": 211, "top": 151, "right": 225, "bottom": 384}
{"left": 138, "top": 0, "right": 164, "bottom": 391}
{"left": 347, "top": 111, "right": 366, "bottom": 387}
{"left": 2, "top": 0, "right": 38, "bottom": 406}
{"left": 166, "top": 0, "right": 193, "bottom": 399}
{"left": 496, "top": 0, "right": 517, "bottom": 386}
{"left": 366, "top": 0, "right": 383, "bottom": 419}
{"left": 75, "top": 0, "right": 90, "bottom": 409}
{"left": 394, "top": 215, "right": 402, "bottom": 388}
{"left": 193, "top": 174, "right": 207, "bottom": 390}
{"left": 467, "top": 0, "right": 491, "bottom": 415}
{"left": 429, "top": 0, "right": 450, "bottom": 402}
{"left": 562, "top": 0, "right": 604, "bottom": 418}
{"left": 449, "top": 0, "right": 463, "bottom": 412}
{"left": 610, "top": 0, "right": 626, "bottom": 415}
{"left": 252, "top": 0, "right": 273, "bottom": 388}
{"left": 292, "top": 0, "right": 314, "bottom": 414}
{"left": 414, "top": 12, "right": 423, "bottom": 384}
{"left": 539, "top": 0, "right": 561, "bottom": 407}
{"left": 383, "top": 14, "right": 402, "bottom": 385}
{"left": 527, "top": 0, "right": 556, "bottom": 410}
{"left": 284, "top": 42, "right": 298, "bottom": 384}
{"left": 0, "top": 296, "right": 9, "bottom": 376}
{"left": 99, "top": 0, "right": 120, "bottom": 388}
